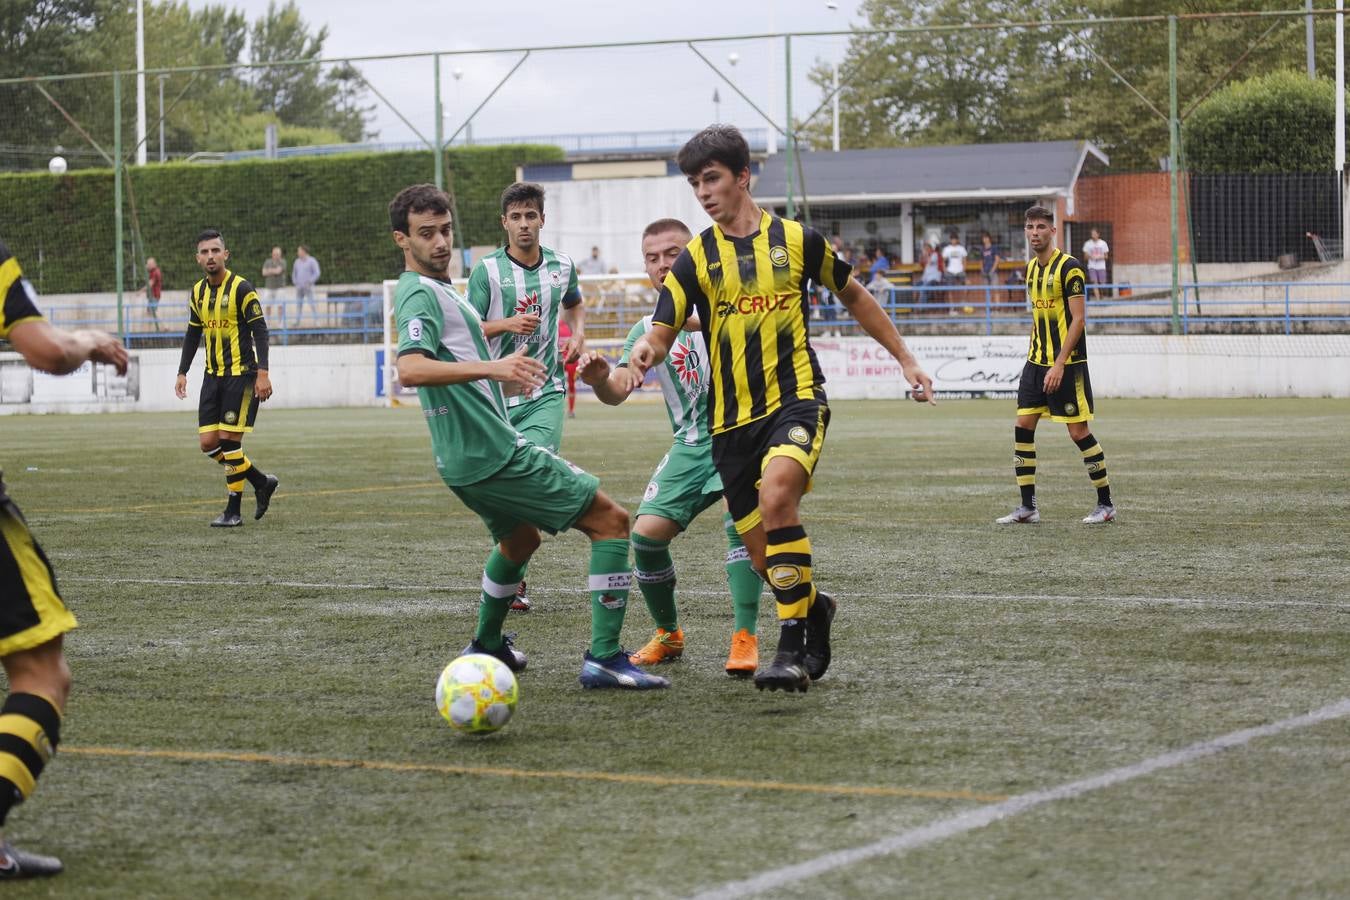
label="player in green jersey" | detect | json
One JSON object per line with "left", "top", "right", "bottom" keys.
{"left": 390, "top": 183, "right": 666, "bottom": 691}
{"left": 467, "top": 182, "right": 585, "bottom": 611}
{"left": 577, "top": 219, "right": 765, "bottom": 677}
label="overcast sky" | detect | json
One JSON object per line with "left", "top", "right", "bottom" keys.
{"left": 184, "top": 0, "right": 866, "bottom": 145}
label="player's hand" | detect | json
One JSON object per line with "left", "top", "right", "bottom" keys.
{"left": 615, "top": 364, "right": 645, "bottom": 394}
{"left": 505, "top": 313, "right": 540, "bottom": 336}
{"left": 254, "top": 370, "right": 273, "bottom": 402}
{"left": 491, "top": 346, "right": 546, "bottom": 393}
{"left": 174, "top": 372, "right": 188, "bottom": 399}
{"left": 82, "top": 330, "right": 130, "bottom": 375}
{"left": 901, "top": 362, "right": 937, "bottom": 406}
{"left": 576, "top": 351, "right": 610, "bottom": 387}
{"left": 628, "top": 337, "right": 656, "bottom": 376}
{"left": 561, "top": 331, "right": 585, "bottom": 364}
{"left": 1044, "top": 362, "right": 1064, "bottom": 394}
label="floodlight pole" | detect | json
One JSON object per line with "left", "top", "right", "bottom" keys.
{"left": 433, "top": 54, "right": 444, "bottom": 190}
{"left": 113, "top": 72, "right": 125, "bottom": 339}
{"left": 1168, "top": 16, "right": 1180, "bottom": 335}
{"left": 784, "top": 35, "right": 795, "bottom": 220}
{"left": 1338, "top": 0, "right": 1346, "bottom": 259}
{"left": 135, "top": 0, "right": 146, "bottom": 167}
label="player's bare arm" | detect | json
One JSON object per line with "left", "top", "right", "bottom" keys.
{"left": 1044, "top": 292, "right": 1086, "bottom": 393}
{"left": 398, "top": 345, "right": 544, "bottom": 394}
{"left": 561, "top": 302, "right": 585, "bottom": 363}
{"left": 627, "top": 323, "right": 677, "bottom": 375}
{"left": 8, "top": 321, "right": 128, "bottom": 376}
{"left": 835, "top": 279, "right": 936, "bottom": 404}
{"left": 482, "top": 313, "right": 541, "bottom": 337}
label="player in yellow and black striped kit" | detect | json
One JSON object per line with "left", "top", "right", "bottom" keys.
{"left": 629, "top": 125, "right": 935, "bottom": 693}
{"left": 996, "top": 205, "right": 1115, "bottom": 525}
{"left": 0, "top": 238, "right": 128, "bottom": 878}
{"left": 175, "top": 229, "right": 279, "bottom": 528}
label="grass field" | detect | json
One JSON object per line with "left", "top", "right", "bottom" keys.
{"left": 1, "top": 397, "right": 1347, "bottom": 898}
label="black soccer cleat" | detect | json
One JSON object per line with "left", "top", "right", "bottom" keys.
{"left": 463, "top": 634, "right": 527, "bottom": 673}
{"left": 210, "top": 511, "right": 243, "bottom": 528}
{"left": 254, "top": 475, "right": 279, "bottom": 520}
{"left": 754, "top": 650, "right": 810, "bottom": 693}
{"left": 803, "top": 592, "right": 837, "bottom": 681}
{"left": 510, "top": 580, "right": 531, "bottom": 612}
{"left": 0, "top": 841, "right": 63, "bottom": 878}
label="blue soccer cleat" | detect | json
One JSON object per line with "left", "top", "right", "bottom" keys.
{"left": 578, "top": 650, "right": 671, "bottom": 690}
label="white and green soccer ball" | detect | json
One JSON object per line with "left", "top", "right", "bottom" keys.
{"left": 435, "top": 653, "right": 519, "bottom": 734}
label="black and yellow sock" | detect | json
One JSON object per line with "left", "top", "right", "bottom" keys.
{"left": 0, "top": 693, "right": 61, "bottom": 826}
{"left": 219, "top": 440, "right": 268, "bottom": 492}
{"left": 764, "top": 525, "right": 816, "bottom": 655}
{"left": 1015, "top": 426, "right": 1037, "bottom": 507}
{"left": 1075, "top": 433, "right": 1112, "bottom": 505}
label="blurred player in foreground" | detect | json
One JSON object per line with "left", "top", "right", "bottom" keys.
{"left": 0, "top": 238, "right": 128, "bottom": 878}
{"left": 389, "top": 184, "right": 666, "bottom": 690}
{"left": 996, "top": 205, "right": 1115, "bottom": 525}
{"left": 577, "top": 218, "right": 765, "bottom": 676}
{"left": 628, "top": 125, "right": 935, "bottom": 693}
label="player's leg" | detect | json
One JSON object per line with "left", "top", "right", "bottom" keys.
{"left": 504, "top": 395, "right": 567, "bottom": 611}
{"left": 1056, "top": 367, "right": 1114, "bottom": 523}
{"left": 216, "top": 377, "right": 278, "bottom": 521}
{"left": 629, "top": 514, "right": 683, "bottom": 664}
{"left": 723, "top": 509, "right": 763, "bottom": 677}
{"left": 463, "top": 521, "right": 538, "bottom": 672}
{"left": 998, "top": 362, "right": 1046, "bottom": 524}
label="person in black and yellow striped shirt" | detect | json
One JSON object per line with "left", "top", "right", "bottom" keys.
{"left": 0, "top": 238, "right": 128, "bottom": 879}
{"left": 629, "top": 125, "right": 935, "bottom": 693}
{"left": 996, "top": 205, "right": 1115, "bottom": 526}
{"left": 175, "top": 229, "right": 279, "bottom": 528}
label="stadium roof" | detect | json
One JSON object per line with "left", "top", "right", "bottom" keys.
{"left": 754, "top": 140, "right": 1109, "bottom": 204}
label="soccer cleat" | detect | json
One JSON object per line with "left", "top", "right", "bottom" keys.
{"left": 803, "top": 592, "right": 837, "bottom": 681}
{"left": 995, "top": 505, "right": 1040, "bottom": 525}
{"left": 463, "top": 634, "right": 527, "bottom": 673}
{"left": 210, "top": 510, "right": 243, "bottom": 528}
{"left": 0, "top": 841, "right": 63, "bottom": 878}
{"left": 724, "top": 628, "right": 758, "bottom": 678}
{"left": 754, "top": 649, "right": 810, "bottom": 693}
{"left": 510, "top": 580, "right": 531, "bottom": 612}
{"left": 1082, "top": 503, "right": 1117, "bottom": 524}
{"left": 629, "top": 627, "right": 685, "bottom": 666}
{"left": 254, "top": 474, "right": 279, "bottom": 520}
{"left": 579, "top": 650, "right": 671, "bottom": 690}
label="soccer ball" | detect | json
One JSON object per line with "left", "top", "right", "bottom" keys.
{"left": 435, "top": 653, "right": 518, "bottom": 735}
{"left": 48, "top": 156, "right": 67, "bottom": 175}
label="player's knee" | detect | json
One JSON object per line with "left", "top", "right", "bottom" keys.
{"left": 501, "top": 527, "right": 540, "bottom": 562}
{"left": 595, "top": 497, "right": 631, "bottom": 540}
{"left": 199, "top": 434, "right": 220, "bottom": 453}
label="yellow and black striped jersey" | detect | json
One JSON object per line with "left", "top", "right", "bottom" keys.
{"left": 188, "top": 269, "right": 266, "bottom": 376}
{"left": 0, "top": 240, "right": 46, "bottom": 340}
{"left": 653, "top": 210, "right": 851, "bottom": 434}
{"left": 1025, "top": 249, "right": 1087, "bottom": 367}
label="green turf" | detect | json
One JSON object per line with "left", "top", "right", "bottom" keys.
{"left": 1, "top": 398, "right": 1346, "bottom": 898}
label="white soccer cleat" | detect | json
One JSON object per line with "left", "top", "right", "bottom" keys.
{"left": 1082, "top": 504, "right": 1116, "bottom": 524}
{"left": 996, "top": 505, "right": 1040, "bottom": 525}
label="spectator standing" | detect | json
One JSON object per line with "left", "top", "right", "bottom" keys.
{"left": 577, "top": 246, "right": 607, "bottom": 276}
{"left": 867, "top": 246, "right": 891, "bottom": 282}
{"left": 291, "top": 245, "right": 321, "bottom": 327}
{"left": 1082, "top": 228, "right": 1110, "bottom": 298}
{"left": 260, "top": 246, "right": 285, "bottom": 314}
{"left": 144, "top": 257, "right": 163, "bottom": 330}
{"left": 918, "top": 241, "right": 943, "bottom": 306}
{"left": 979, "top": 232, "right": 1002, "bottom": 286}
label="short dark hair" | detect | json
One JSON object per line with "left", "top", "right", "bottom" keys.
{"left": 389, "top": 184, "right": 451, "bottom": 234}
{"left": 500, "top": 182, "right": 545, "bottom": 215}
{"left": 196, "top": 228, "right": 223, "bottom": 247}
{"left": 676, "top": 125, "right": 751, "bottom": 178}
{"left": 642, "top": 218, "right": 692, "bottom": 241}
{"left": 1025, "top": 205, "right": 1055, "bottom": 224}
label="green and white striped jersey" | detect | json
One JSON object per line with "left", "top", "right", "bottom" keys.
{"left": 394, "top": 270, "right": 522, "bottom": 486}
{"left": 467, "top": 245, "right": 581, "bottom": 409}
{"left": 619, "top": 315, "right": 712, "bottom": 446}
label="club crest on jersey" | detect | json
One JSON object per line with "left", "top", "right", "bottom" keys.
{"left": 788, "top": 425, "right": 810, "bottom": 445}
{"left": 514, "top": 292, "right": 543, "bottom": 318}
{"left": 407, "top": 317, "right": 423, "bottom": 341}
{"left": 643, "top": 481, "right": 659, "bottom": 501}
{"left": 549, "top": 269, "right": 562, "bottom": 287}
{"left": 668, "top": 342, "right": 703, "bottom": 388}
{"left": 769, "top": 246, "right": 789, "bottom": 267}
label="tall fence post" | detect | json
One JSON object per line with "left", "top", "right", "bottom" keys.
{"left": 113, "top": 71, "right": 125, "bottom": 340}
{"left": 1168, "top": 15, "right": 1181, "bottom": 336}
{"left": 784, "top": 34, "right": 795, "bottom": 220}
{"left": 433, "top": 54, "right": 444, "bottom": 190}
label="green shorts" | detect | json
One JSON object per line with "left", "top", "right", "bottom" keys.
{"left": 450, "top": 441, "right": 599, "bottom": 543}
{"left": 635, "top": 440, "right": 723, "bottom": 532}
{"left": 508, "top": 392, "right": 565, "bottom": 453}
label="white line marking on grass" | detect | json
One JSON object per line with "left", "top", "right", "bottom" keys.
{"left": 687, "top": 697, "right": 1350, "bottom": 900}
{"left": 60, "top": 576, "right": 1348, "bottom": 610}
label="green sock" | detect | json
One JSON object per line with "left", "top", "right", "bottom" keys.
{"left": 725, "top": 513, "right": 762, "bottom": 635}
{"left": 588, "top": 537, "right": 632, "bottom": 658}
{"left": 475, "top": 548, "right": 526, "bottom": 650}
{"left": 631, "top": 532, "right": 678, "bottom": 631}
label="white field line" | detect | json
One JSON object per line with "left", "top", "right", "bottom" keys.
{"left": 59, "top": 575, "right": 1349, "bottom": 610}
{"left": 688, "top": 697, "right": 1350, "bottom": 900}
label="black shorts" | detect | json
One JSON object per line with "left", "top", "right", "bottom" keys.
{"left": 1016, "top": 361, "right": 1095, "bottom": 423}
{"left": 199, "top": 373, "right": 260, "bottom": 434}
{"left": 712, "top": 400, "right": 830, "bottom": 535}
{"left": 0, "top": 479, "right": 77, "bottom": 655}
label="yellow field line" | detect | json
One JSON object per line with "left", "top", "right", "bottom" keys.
{"left": 62, "top": 745, "right": 1007, "bottom": 803}
{"left": 34, "top": 482, "right": 444, "bottom": 514}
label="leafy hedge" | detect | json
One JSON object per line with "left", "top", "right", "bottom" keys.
{"left": 0, "top": 145, "right": 564, "bottom": 294}
{"left": 1185, "top": 71, "right": 1340, "bottom": 174}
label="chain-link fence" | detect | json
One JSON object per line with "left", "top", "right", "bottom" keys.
{"left": 2, "top": 8, "right": 1347, "bottom": 346}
